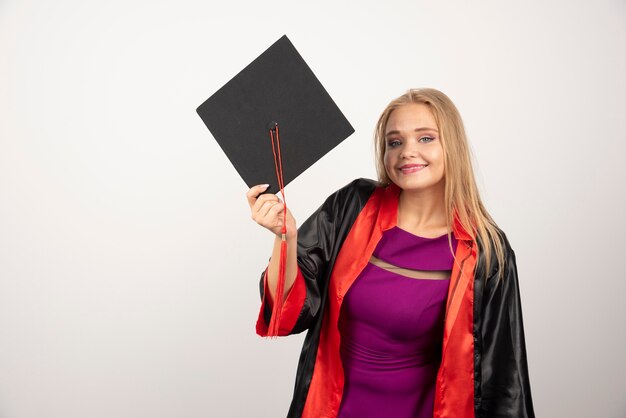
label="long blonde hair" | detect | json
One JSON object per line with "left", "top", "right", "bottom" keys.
{"left": 374, "top": 88, "right": 506, "bottom": 283}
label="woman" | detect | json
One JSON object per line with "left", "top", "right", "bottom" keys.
{"left": 246, "top": 88, "right": 535, "bottom": 418}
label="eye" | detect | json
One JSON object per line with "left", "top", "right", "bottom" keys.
{"left": 387, "top": 139, "right": 401, "bottom": 148}
{"left": 419, "top": 136, "right": 435, "bottom": 143}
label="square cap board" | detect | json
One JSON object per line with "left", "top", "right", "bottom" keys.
{"left": 196, "top": 35, "right": 354, "bottom": 194}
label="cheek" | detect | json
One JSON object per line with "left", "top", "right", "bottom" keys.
{"left": 431, "top": 150, "right": 446, "bottom": 176}
{"left": 383, "top": 151, "right": 394, "bottom": 171}
{"left": 427, "top": 146, "right": 444, "bottom": 165}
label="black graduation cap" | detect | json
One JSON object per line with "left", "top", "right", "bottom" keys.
{"left": 196, "top": 35, "right": 354, "bottom": 194}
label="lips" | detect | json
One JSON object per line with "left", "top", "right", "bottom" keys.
{"left": 399, "top": 164, "right": 428, "bottom": 174}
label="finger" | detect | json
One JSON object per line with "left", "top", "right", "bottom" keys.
{"left": 258, "top": 199, "right": 283, "bottom": 219}
{"left": 262, "top": 203, "right": 286, "bottom": 231}
{"left": 252, "top": 199, "right": 277, "bottom": 222}
{"left": 252, "top": 193, "right": 280, "bottom": 213}
{"left": 246, "top": 184, "right": 270, "bottom": 206}
{"left": 267, "top": 201, "right": 285, "bottom": 219}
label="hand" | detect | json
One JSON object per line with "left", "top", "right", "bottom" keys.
{"left": 246, "top": 185, "right": 297, "bottom": 239}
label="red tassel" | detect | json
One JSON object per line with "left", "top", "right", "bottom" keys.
{"left": 267, "top": 124, "right": 287, "bottom": 337}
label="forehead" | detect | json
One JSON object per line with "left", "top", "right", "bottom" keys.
{"left": 386, "top": 103, "right": 438, "bottom": 133}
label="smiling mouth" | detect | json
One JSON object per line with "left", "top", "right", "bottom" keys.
{"left": 399, "top": 164, "right": 428, "bottom": 174}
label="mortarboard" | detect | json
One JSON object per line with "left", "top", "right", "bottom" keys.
{"left": 196, "top": 35, "right": 354, "bottom": 337}
{"left": 196, "top": 34, "right": 354, "bottom": 194}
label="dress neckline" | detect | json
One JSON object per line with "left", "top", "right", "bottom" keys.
{"left": 374, "top": 226, "right": 459, "bottom": 271}
{"left": 392, "top": 226, "right": 451, "bottom": 241}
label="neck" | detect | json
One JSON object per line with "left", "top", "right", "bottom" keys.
{"left": 397, "top": 185, "right": 447, "bottom": 232}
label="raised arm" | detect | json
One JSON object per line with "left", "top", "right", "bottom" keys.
{"left": 246, "top": 184, "right": 299, "bottom": 305}
{"left": 249, "top": 179, "right": 373, "bottom": 337}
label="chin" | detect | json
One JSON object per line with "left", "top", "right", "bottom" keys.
{"left": 391, "top": 177, "right": 445, "bottom": 193}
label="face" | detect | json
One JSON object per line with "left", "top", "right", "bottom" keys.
{"left": 383, "top": 103, "right": 445, "bottom": 193}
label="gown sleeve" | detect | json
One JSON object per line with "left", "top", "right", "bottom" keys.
{"left": 256, "top": 180, "right": 359, "bottom": 337}
{"left": 478, "top": 238, "right": 536, "bottom": 417}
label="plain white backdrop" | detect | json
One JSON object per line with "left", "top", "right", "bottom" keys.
{"left": 1, "top": 0, "right": 625, "bottom": 417}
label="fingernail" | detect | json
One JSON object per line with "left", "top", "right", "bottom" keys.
{"left": 261, "top": 184, "right": 270, "bottom": 189}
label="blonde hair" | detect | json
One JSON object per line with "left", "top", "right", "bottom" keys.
{"left": 374, "top": 88, "right": 506, "bottom": 283}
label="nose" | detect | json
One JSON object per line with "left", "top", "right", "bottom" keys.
{"left": 399, "top": 142, "right": 419, "bottom": 159}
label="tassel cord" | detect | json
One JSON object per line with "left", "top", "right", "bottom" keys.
{"left": 267, "top": 125, "right": 287, "bottom": 337}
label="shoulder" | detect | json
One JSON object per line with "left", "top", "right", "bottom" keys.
{"left": 476, "top": 225, "right": 516, "bottom": 283}
{"left": 492, "top": 226, "right": 514, "bottom": 255}
{"left": 476, "top": 224, "right": 513, "bottom": 254}
{"left": 322, "top": 178, "right": 383, "bottom": 209}
{"left": 475, "top": 222, "right": 509, "bottom": 244}
{"left": 336, "top": 177, "right": 382, "bottom": 197}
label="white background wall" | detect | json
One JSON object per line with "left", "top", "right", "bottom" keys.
{"left": 1, "top": 0, "right": 625, "bottom": 417}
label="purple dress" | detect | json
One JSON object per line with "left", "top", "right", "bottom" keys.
{"left": 337, "top": 226, "right": 459, "bottom": 418}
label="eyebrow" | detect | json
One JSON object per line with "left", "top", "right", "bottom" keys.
{"left": 385, "top": 127, "right": 439, "bottom": 137}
